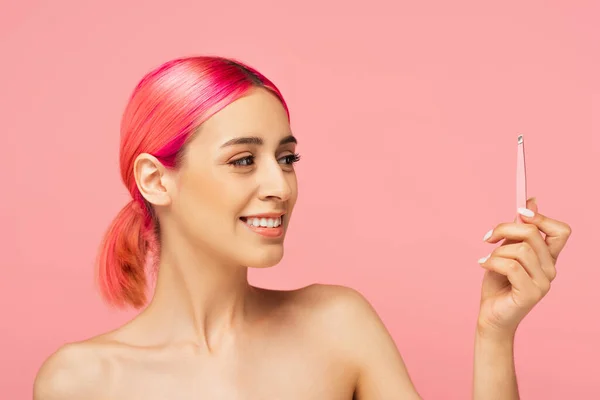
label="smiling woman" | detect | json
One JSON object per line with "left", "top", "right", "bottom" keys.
{"left": 33, "top": 55, "right": 411, "bottom": 400}
{"left": 32, "top": 55, "right": 572, "bottom": 400}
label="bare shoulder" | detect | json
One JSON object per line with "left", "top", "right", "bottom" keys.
{"left": 33, "top": 341, "right": 109, "bottom": 400}
{"left": 278, "top": 283, "right": 388, "bottom": 348}
{"left": 287, "top": 283, "right": 380, "bottom": 323}
{"left": 284, "top": 283, "right": 421, "bottom": 399}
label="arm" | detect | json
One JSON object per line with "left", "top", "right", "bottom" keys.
{"left": 327, "top": 285, "right": 518, "bottom": 400}
{"left": 472, "top": 330, "right": 519, "bottom": 400}
{"left": 315, "top": 285, "right": 421, "bottom": 400}
{"left": 348, "top": 289, "right": 521, "bottom": 400}
{"left": 472, "top": 198, "right": 572, "bottom": 399}
{"left": 351, "top": 300, "right": 423, "bottom": 400}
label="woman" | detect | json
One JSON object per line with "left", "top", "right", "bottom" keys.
{"left": 33, "top": 56, "right": 572, "bottom": 399}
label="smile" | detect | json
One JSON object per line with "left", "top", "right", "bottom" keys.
{"left": 239, "top": 215, "right": 285, "bottom": 238}
{"left": 241, "top": 216, "right": 282, "bottom": 228}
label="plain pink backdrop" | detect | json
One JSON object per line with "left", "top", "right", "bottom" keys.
{"left": 1, "top": 0, "right": 599, "bottom": 398}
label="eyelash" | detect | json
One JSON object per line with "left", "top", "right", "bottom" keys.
{"left": 229, "top": 153, "right": 302, "bottom": 167}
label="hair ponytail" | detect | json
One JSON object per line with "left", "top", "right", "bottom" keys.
{"left": 96, "top": 200, "right": 155, "bottom": 308}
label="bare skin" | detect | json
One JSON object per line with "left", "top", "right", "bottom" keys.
{"left": 33, "top": 86, "right": 572, "bottom": 399}
{"left": 34, "top": 88, "right": 420, "bottom": 399}
{"left": 33, "top": 284, "right": 419, "bottom": 399}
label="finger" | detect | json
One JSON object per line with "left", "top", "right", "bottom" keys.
{"left": 513, "top": 205, "right": 572, "bottom": 261}
{"left": 525, "top": 197, "right": 538, "bottom": 215}
{"left": 488, "top": 242, "right": 554, "bottom": 284}
{"left": 515, "top": 197, "right": 538, "bottom": 222}
{"left": 484, "top": 223, "right": 555, "bottom": 280}
{"left": 479, "top": 256, "right": 544, "bottom": 302}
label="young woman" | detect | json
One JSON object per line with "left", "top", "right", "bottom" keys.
{"left": 33, "top": 56, "right": 572, "bottom": 399}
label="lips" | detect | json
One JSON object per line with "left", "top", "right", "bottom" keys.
{"left": 239, "top": 213, "right": 285, "bottom": 238}
{"left": 240, "top": 212, "right": 286, "bottom": 219}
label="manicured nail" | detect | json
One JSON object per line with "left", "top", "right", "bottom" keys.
{"left": 517, "top": 207, "right": 535, "bottom": 217}
{"left": 483, "top": 229, "right": 493, "bottom": 241}
{"left": 478, "top": 254, "right": 490, "bottom": 264}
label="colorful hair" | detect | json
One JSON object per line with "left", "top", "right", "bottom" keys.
{"left": 96, "top": 56, "right": 289, "bottom": 308}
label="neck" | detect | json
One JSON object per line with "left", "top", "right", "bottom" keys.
{"left": 139, "top": 232, "right": 257, "bottom": 351}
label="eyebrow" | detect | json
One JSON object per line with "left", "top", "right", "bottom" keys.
{"left": 219, "top": 134, "right": 297, "bottom": 148}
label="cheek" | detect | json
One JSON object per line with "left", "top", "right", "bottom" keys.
{"left": 175, "top": 173, "right": 247, "bottom": 234}
{"left": 174, "top": 174, "right": 218, "bottom": 230}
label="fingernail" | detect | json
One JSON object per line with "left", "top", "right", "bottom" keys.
{"left": 518, "top": 207, "right": 535, "bottom": 217}
{"left": 478, "top": 254, "right": 490, "bottom": 264}
{"left": 483, "top": 229, "right": 493, "bottom": 241}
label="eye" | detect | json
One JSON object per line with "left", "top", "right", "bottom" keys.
{"left": 229, "top": 155, "right": 254, "bottom": 167}
{"left": 279, "top": 153, "right": 301, "bottom": 165}
{"left": 228, "top": 153, "right": 301, "bottom": 168}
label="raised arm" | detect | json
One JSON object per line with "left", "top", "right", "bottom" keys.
{"left": 473, "top": 198, "right": 571, "bottom": 399}
{"left": 473, "top": 330, "right": 519, "bottom": 399}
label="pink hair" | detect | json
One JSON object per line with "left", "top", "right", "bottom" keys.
{"left": 96, "top": 56, "right": 289, "bottom": 308}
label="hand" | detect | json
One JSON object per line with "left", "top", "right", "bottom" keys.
{"left": 476, "top": 197, "right": 572, "bottom": 339}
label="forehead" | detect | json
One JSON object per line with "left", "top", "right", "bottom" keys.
{"left": 191, "top": 87, "right": 291, "bottom": 150}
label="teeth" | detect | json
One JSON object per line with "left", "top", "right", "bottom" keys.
{"left": 244, "top": 216, "right": 282, "bottom": 228}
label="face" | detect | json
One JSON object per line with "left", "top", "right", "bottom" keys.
{"left": 153, "top": 87, "right": 299, "bottom": 268}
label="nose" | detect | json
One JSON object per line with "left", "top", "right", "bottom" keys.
{"left": 257, "top": 159, "right": 293, "bottom": 202}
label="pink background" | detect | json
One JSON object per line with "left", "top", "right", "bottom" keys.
{"left": 1, "top": 0, "right": 599, "bottom": 398}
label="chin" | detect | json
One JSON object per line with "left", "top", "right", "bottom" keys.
{"left": 243, "top": 246, "right": 285, "bottom": 269}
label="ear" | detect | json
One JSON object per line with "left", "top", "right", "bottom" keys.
{"left": 133, "top": 153, "right": 173, "bottom": 207}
